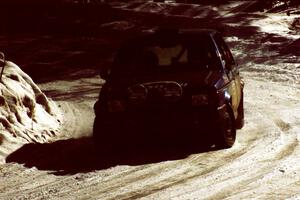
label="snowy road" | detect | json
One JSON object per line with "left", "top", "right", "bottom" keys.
{"left": 2, "top": 74, "right": 300, "bottom": 199}
{"left": 1, "top": 2, "right": 300, "bottom": 199}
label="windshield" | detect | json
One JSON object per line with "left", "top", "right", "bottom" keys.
{"left": 111, "top": 35, "right": 220, "bottom": 78}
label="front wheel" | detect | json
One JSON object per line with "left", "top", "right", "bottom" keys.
{"left": 216, "top": 106, "right": 236, "bottom": 149}
{"left": 93, "top": 117, "right": 117, "bottom": 155}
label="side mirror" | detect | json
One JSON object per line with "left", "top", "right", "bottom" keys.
{"left": 100, "top": 69, "right": 110, "bottom": 80}
{"left": 0, "top": 52, "right": 5, "bottom": 81}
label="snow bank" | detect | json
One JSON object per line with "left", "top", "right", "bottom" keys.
{"left": 0, "top": 61, "right": 61, "bottom": 162}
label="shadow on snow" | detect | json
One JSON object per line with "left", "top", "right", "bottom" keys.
{"left": 6, "top": 136, "right": 217, "bottom": 176}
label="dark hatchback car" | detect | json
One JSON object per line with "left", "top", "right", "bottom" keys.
{"left": 94, "top": 29, "right": 244, "bottom": 151}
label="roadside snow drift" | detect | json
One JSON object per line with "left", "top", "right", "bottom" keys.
{"left": 0, "top": 61, "right": 61, "bottom": 162}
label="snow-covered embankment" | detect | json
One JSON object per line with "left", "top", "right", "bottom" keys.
{"left": 0, "top": 61, "right": 61, "bottom": 163}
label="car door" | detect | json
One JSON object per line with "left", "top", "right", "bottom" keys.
{"left": 213, "top": 33, "right": 241, "bottom": 116}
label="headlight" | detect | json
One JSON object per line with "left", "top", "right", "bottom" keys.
{"left": 192, "top": 94, "right": 209, "bottom": 106}
{"left": 163, "top": 82, "right": 182, "bottom": 100}
{"left": 107, "top": 100, "right": 125, "bottom": 112}
{"left": 127, "top": 84, "right": 147, "bottom": 101}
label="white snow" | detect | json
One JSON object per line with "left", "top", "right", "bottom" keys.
{"left": 252, "top": 14, "right": 299, "bottom": 39}
{"left": 0, "top": 61, "right": 61, "bottom": 163}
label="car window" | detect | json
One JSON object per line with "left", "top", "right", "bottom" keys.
{"left": 148, "top": 44, "right": 188, "bottom": 66}
{"left": 213, "top": 34, "right": 234, "bottom": 70}
{"left": 187, "top": 42, "right": 219, "bottom": 68}
{"left": 112, "top": 35, "right": 221, "bottom": 78}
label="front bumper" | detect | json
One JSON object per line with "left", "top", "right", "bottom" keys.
{"left": 94, "top": 105, "right": 225, "bottom": 147}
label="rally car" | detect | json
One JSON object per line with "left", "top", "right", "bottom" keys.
{"left": 93, "top": 28, "right": 244, "bottom": 152}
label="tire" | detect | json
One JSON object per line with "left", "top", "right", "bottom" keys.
{"left": 93, "top": 117, "right": 116, "bottom": 155}
{"left": 216, "top": 106, "right": 236, "bottom": 149}
{"left": 235, "top": 92, "right": 244, "bottom": 129}
{"left": 93, "top": 118, "right": 103, "bottom": 152}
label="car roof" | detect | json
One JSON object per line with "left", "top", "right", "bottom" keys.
{"left": 122, "top": 28, "right": 218, "bottom": 47}
{"left": 167, "top": 28, "right": 218, "bottom": 35}
{"left": 143, "top": 28, "right": 218, "bottom": 37}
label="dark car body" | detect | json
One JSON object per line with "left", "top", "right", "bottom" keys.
{"left": 93, "top": 29, "right": 244, "bottom": 151}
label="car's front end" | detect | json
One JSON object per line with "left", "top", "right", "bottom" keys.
{"left": 93, "top": 29, "right": 241, "bottom": 151}
{"left": 93, "top": 73, "right": 231, "bottom": 149}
